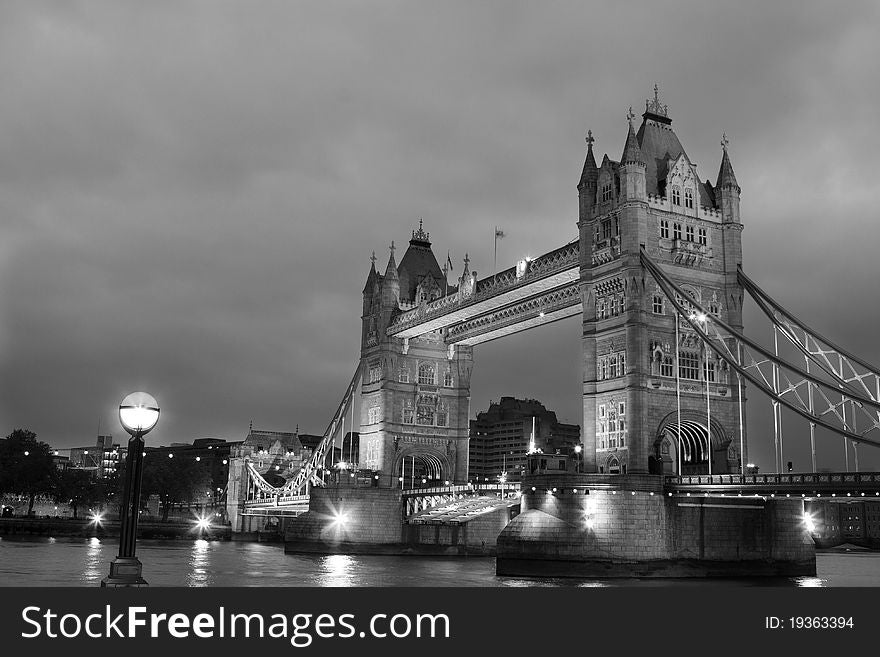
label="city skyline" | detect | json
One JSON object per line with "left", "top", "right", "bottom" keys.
{"left": 3, "top": 2, "right": 880, "bottom": 476}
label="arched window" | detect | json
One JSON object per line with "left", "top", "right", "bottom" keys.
{"left": 402, "top": 399, "right": 414, "bottom": 424}
{"left": 416, "top": 394, "right": 436, "bottom": 425}
{"left": 607, "top": 456, "right": 621, "bottom": 475}
{"left": 436, "top": 400, "right": 448, "bottom": 427}
{"left": 671, "top": 186, "right": 681, "bottom": 206}
{"left": 418, "top": 362, "right": 435, "bottom": 385}
{"left": 684, "top": 188, "right": 694, "bottom": 209}
{"left": 443, "top": 370, "right": 453, "bottom": 387}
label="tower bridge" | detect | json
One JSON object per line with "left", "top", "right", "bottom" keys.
{"left": 228, "top": 88, "right": 880, "bottom": 575}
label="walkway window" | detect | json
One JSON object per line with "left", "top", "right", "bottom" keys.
{"left": 685, "top": 188, "right": 694, "bottom": 209}
{"left": 679, "top": 352, "right": 700, "bottom": 380}
{"left": 418, "top": 362, "right": 436, "bottom": 385}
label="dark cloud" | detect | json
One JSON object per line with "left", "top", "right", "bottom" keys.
{"left": 2, "top": 1, "right": 879, "bottom": 474}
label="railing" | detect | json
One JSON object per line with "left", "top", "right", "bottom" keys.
{"left": 666, "top": 471, "right": 880, "bottom": 490}
{"left": 401, "top": 484, "right": 473, "bottom": 497}
{"left": 388, "top": 240, "right": 579, "bottom": 335}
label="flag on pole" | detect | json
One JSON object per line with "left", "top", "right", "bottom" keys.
{"left": 495, "top": 228, "right": 505, "bottom": 239}
{"left": 446, "top": 251, "right": 454, "bottom": 272}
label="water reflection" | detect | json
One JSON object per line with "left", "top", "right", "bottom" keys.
{"left": 320, "top": 554, "right": 356, "bottom": 587}
{"left": 81, "top": 537, "right": 104, "bottom": 584}
{"left": 796, "top": 576, "right": 826, "bottom": 587}
{"left": 186, "top": 539, "right": 211, "bottom": 587}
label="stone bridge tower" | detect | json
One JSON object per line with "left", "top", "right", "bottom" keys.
{"left": 578, "top": 88, "right": 746, "bottom": 476}
{"left": 359, "top": 222, "right": 474, "bottom": 485}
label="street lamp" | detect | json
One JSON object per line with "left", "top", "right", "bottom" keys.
{"left": 101, "top": 391, "right": 159, "bottom": 587}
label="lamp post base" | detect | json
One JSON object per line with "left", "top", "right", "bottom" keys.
{"left": 101, "top": 557, "right": 148, "bottom": 587}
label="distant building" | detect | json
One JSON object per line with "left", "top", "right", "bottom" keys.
{"left": 469, "top": 397, "right": 581, "bottom": 482}
{"left": 62, "top": 435, "right": 126, "bottom": 478}
{"left": 147, "top": 437, "right": 240, "bottom": 499}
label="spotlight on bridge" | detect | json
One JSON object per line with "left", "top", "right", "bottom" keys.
{"left": 195, "top": 516, "right": 212, "bottom": 532}
{"left": 89, "top": 511, "right": 104, "bottom": 525}
{"left": 331, "top": 511, "right": 349, "bottom": 527}
{"left": 803, "top": 512, "right": 816, "bottom": 533}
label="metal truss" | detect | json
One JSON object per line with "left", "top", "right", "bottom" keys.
{"left": 641, "top": 248, "right": 880, "bottom": 449}
{"left": 245, "top": 364, "right": 362, "bottom": 497}
{"left": 738, "top": 267, "right": 880, "bottom": 406}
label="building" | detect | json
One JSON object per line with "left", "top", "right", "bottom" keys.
{"left": 146, "top": 437, "right": 240, "bottom": 499}
{"left": 469, "top": 397, "right": 581, "bottom": 482}
{"left": 62, "top": 435, "right": 126, "bottom": 478}
{"left": 578, "top": 87, "right": 745, "bottom": 475}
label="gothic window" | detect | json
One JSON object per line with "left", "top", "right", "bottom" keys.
{"left": 673, "top": 223, "right": 682, "bottom": 241}
{"left": 618, "top": 401, "right": 626, "bottom": 416}
{"left": 418, "top": 362, "right": 436, "bottom": 385}
{"left": 443, "top": 369, "right": 453, "bottom": 387}
{"left": 436, "top": 400, "right": 449, "bottom": 427}
{"left": 685, "top": 188, "right": 694, "bottom": 209}
{"left": 652, "top": 294, "right": 664, "bottom": 314}
{"left": 398, "top": 366, "right": 409, "bottom": 383}
{"left": 601, "top": 219, "right": 612, "bottom": 240}
{"left": 597, "top": 298, "right": 608, "bottom": 320}
{"left": 660, "top": 355, "right": 674, "bottom": 377}
{"left": 660, "top": 219, "right": 669, "bottom": 239}
{"left": 601, "top": 183, "right": 613, "bottom": 202}
{"left": 698, "top": 227, "right": 707, "bottom": 245}
{"left": 619, "top": 352, "right": 626, "bottom": 375}
{"left": 609, "top": 354, "right": 618, "bottom": 378}
{"left": 402, "top": 399, "right": 414, "bottom": 424}
{"left": 679, "top": 352, "right": 700, "bottom": 380}
{"left": 709, "top": 302, "right": 720, "bottom": 316}
{"left": 706, "top": 361, "right": 716, "bottom": 383}
{"left": 368, "top": 406, "right": 381, "bottom": 424}
{"left": 672, "top": 186, "right": 681, "bottom": 206}
{"left": 614, "top": 217, "right": 620, "bottom": 236}
{"left": 598, "top": 404, "right": 606, "bottom": 419}
{"left": 369, "top": 361, "right": 382, "bottom": 383}
{"left": 686, "top": 225, "right": 695, "bottom": 242}
{"left": 416, "top": 394, "right": 436, "bottom": 425}
{"left": 366, "top": 439, "right": 379, "bottom": 465}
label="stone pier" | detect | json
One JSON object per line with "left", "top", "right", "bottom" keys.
{"left": 496, "top": 473, "right": 816, "bottom": 577}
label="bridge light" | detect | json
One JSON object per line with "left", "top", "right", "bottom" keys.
{"left": 861, "top": 493, "right": 865, "bottom": 497}
{"left": 89, "top": 511, "right": 104, "bottom": 525}
{"left": 803, "top": 513, "right": 816, "bottom": 533}
{"left": 195, "top": 456, "right": 200, "bottom": 461}
{"left": 668, "top": 492, "right": 672, "bottom": 497}
{"left": 585, "top": 517, "right": 594, "bottom": 530}
{"left": 222, "top": 459, "right": 228, "bottom": 465}
{"left": 531, "top": 487, "right": 536, "bottom": 492}
{"left": 770, "top": 493, "right": 775, "bottom": 498}
{"left": 573, "top": 489, "right": 578, "bottom": 494}
{"left": 195, "top": 516, "right": 211, "bottom": 531}
{"left": 552, "top": 487, "right": 557, "bottom": 493}
{"left": 846, "top": 493, "right": 851, "bottom": 497}
{"left": 331, "top": 511, "right": 348, "bottom": 527}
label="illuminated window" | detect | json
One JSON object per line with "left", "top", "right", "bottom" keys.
{"left": 418, "top": 362, "right": 436, "bottom": 385}
{"left": 368, "top": 406, "right": 381, "bottom": 424}
{"left": 660, "top": 219, "right": 669, "bottom": 239}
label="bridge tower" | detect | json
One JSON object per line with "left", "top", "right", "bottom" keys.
{"left": 359, "top": 222, "right": 473, "bottom": 485}
{"left": 578, "top": 88, "right": 747, "bottom": 475}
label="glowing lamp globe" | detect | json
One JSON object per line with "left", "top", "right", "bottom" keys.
{"left": 119, "top": 392, "right": 160, "bottom": 437}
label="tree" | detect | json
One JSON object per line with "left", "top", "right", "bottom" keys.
{"left": 51, "top": 468, "right": 107, "bottom": 519}
{"left": 141, "top": 453, "right": 212, "bottom": 521}
{"left": 0, "top": 429, "right": 56, "bottom": 515}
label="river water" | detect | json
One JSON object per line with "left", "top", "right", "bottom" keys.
{"left": 1, "top": 537, "right": 878, "bottom": 587}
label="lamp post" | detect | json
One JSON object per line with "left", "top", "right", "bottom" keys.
{"left": 101, "top": 392, "right": 159, "bottom": 587}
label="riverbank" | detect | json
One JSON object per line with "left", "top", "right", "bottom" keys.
{"left": 0, "top": 517, "right": 231, "bottom": 540}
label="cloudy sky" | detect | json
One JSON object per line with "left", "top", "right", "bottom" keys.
{"left": 2, "top": 1, "right": 879, "bottom": 473}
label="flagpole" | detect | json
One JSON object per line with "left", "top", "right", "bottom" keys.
{"left": 493, "top": 226, "right": 497, "bottom": 283}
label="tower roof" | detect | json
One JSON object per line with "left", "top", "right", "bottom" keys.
{"left": 362, "top": 251, "right": 378, "bottom": 294}
{"left": 634, "top": 87, "right": 714, "bottom": 206}
{"left": 716, "top": 134, "right": 739, "bottom": 190}
{"left": 398, "top": 220, "right": 443, "bottom": 302}
{"left": 384, "top": 241, "right": 399, "bottom": 281}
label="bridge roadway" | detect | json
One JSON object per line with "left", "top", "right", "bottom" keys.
{"left": 240, "top": 472, "right": 880, "bottom": 520}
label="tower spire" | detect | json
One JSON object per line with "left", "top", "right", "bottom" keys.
{"left": 621, "top": 109, "right": 644, "bottom": 165}
{"left": 579, "top": 129, "right": 598, "bottom": 187}
{"left": 384, "top": 241, "right": 398, "bottom": 280}
{"left": 716, "top": 133, "right": 739, "bottom": 190}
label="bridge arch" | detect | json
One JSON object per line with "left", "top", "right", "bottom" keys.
{"left": 393, "top": 447, "right": 450, "bottom": 488}
{"left": 653, "top": 411, "right": 731, "bottom": 475}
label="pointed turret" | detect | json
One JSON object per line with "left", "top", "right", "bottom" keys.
{"left": 578, "top": 130, "right": 598, "bottom": 224}
{"left": 362, "top": 251, "right": 378, "bottom": 294}
{"left": 619, "top": 108, "right": 646, "bottom": 201}
{"left": 716, "top": 134, "right": 740, "bottom": 191}
{"left": 381, "top": 241, "right": 400, "bottom": 308}
{"left": 621, "top": 111, "right": 645, "bottom": 165}
{"left": 716, "top": 134, "right": 741, "bottom": 225}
